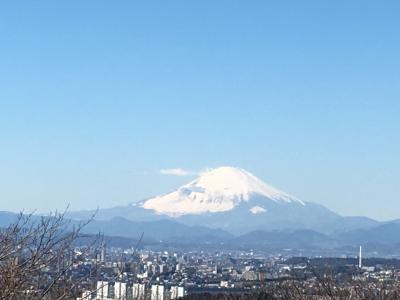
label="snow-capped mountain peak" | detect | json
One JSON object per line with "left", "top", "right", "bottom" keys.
{"left": 141, "top": 166, "right": 304, "bottom": 216}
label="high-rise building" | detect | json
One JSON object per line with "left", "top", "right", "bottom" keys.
{"left": 175, "top": 263, "right": 182, "bottom": 272}
{"left": 132, "top": 283, "right": 145, "bottom": 300}
{"left": 96, "top": 281, "right": 109, "bottom": 300}
{"left": 170, "top": 286, "right": 184, "bottom": 299}
{"left": 114, "top": 282, "right": 127, "bottom": 300}
{"left": 151, "top": 285, "right": 164, "bottom": 300}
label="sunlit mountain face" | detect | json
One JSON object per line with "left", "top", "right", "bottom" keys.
{"left": 70, "top": 166, "right": 379, "bottom": 235}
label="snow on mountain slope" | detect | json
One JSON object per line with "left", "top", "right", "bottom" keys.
{"left": 141, "top": 166, "right": 304, "bottom": 216}
{"left": 250, "top": 206, "right": 267, "bottom": 214}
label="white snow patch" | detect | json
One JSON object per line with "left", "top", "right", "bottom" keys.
{"left": 250, "top": 206, "right": 267, "bottom": 214}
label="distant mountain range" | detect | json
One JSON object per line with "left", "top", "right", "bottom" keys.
{"left": 1, "top": 210, "right": 400, "bottom": 254}
{"left": 69, "top": 167, "right": 379, "bottom": 235}
{"left": 2, "top": 166, "right": 399, "bottom": 254}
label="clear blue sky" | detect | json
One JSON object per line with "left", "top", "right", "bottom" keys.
{"left": 1, "top": 1, "right": 399, "bottom": 220}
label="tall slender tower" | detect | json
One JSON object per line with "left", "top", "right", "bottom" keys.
{"left": 358, "top": 245, "right": 362, "bottom": 269}
{"left": 100, "top": 241, "right": 106, "bottom": 263}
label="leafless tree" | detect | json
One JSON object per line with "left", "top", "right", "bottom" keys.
{"left": 0, "top": 210, "right": 95, "bottom": 300}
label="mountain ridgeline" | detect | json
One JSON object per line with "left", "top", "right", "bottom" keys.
{"left": 70, "top": 167, "right": 378, "bottom": 234}
{"left": 5, "top": 167, "right": 396, "bottom": 252}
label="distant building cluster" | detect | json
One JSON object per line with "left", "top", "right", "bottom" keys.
{"left": 69, "top": 243, "right": 400, "bottom": 300}
{"left": 76, "top": 281, "right": 184, "bottom": 300}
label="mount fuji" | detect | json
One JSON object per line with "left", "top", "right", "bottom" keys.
{"left": 140, "top": 167, "right": 304, "bottom": 216}
{"left": 70, "top": 166, "right": 378, "bottom": 235}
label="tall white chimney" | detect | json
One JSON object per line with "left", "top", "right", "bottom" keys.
{"left": 358, "top": 245, "right": 362, "bottom": 269}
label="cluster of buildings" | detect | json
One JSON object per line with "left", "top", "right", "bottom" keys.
{"left": 76, "top": 281, "right": 183, "bottom": 300}
{"left": 72, "top": 246, "right": 278, "bottom": 299}
{"left": 69, "top": 244, "right": 400, "bottom": 299}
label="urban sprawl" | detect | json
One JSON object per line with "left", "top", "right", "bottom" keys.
{"left": 66, "top": 244, "right": 400, "bottom": 299}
